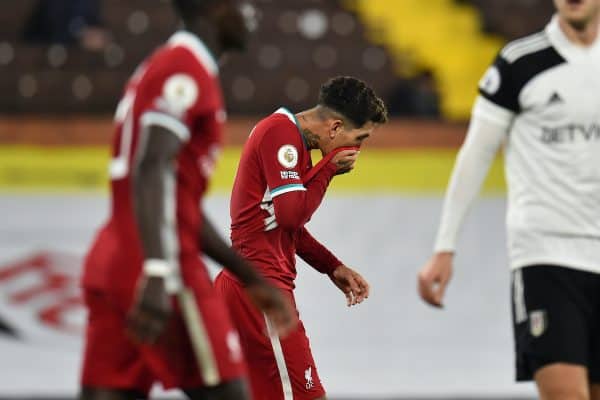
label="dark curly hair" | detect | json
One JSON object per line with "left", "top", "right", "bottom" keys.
{"left": 318, "top": 76, "right": 388, "bottom": 127}
{"left": 172, "top": 0, "right": 217, "bottom": 20}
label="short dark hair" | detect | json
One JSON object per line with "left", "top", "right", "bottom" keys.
{"left": 318, "top": 76, "right": 388, "bottom": 127}
{"left": 172, "top": 0, "right": 216, "bottom": 22}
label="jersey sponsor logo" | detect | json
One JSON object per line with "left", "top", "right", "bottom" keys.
{"left": 541, "top": 124, "right": 600, "bottom": 144}
{"left": 479, "top": 66, "right": 501, "bottom": 95}
{"left": 280, "top": 170, "right": 300, "bottom": 180}
{"left": 305, "top": 366, "right": 315, "bottom": 390}
{"left": 159, "top": 73, "right": 199, "bottom": 117}
{"left": 530, "top": 310, "right": 547, "bottom": 337}
{"left": 277, "top": 145, "right": 299, "bottom": 169}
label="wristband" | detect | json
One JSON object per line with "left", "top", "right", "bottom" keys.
{"left": 143, "top": 259, "right": 182, "bottom": 294}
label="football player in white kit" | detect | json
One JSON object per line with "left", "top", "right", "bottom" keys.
{"left": 418, "top": 0, "right": 600, "bottom": 399}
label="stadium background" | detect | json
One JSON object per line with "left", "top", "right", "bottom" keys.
{"left": 0, "top": 0, "right": 554, "bottom": 398}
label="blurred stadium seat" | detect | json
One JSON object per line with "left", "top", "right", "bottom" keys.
{"left": 0, "top": 0, "right": 553, "bottom": 118}
{"left": 0, "top": 0, "right": 401, "bottom": 115}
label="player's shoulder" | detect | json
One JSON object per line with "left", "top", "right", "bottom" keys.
{"left": 479, "top": 29, "right": 566, "bottom": 108}
{"left": 252, "top": 108, "right": 302, "bottom": 142}
{"left": 149, "top": 32, "right": 219, "bottom": 82}
{"left": 499, "top": 31, "right": 553, "bottom": 64}
{"left": 495, "top": 30, "right": 566, "bottom": 78}
{"left": 168, "top": 32, "right": 219, "bottom": 75}
{"left": 262, "top": 109, "right": 299, "bottom": 130}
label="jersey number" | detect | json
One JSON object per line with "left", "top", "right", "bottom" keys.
{"left": 109, "top": 91, "right": 136, "bottom": 179}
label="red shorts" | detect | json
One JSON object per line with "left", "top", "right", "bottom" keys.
{"left": 81, "top": 280, "right": 246, "bottom": 396}
{"left": 215, "top": 272, "right": 325, "bottom": 400}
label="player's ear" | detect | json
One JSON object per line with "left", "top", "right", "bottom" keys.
{"left": 329, "top": 119, "right": 344, "bottom": 139}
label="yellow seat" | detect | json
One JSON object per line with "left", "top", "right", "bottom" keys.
{"left": 345, "top": 0, "right": 503, "bottom": 120}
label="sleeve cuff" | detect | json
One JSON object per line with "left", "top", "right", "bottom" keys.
{"left": 433, "top": 241, "right": 456, "bottom": 253}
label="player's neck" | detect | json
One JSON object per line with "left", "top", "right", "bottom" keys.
{"left": 186, "top": 20, "right": 223, "bottom": 57}
{"left": 558, "top": 14, "right": 600, "bottom": 46}
{"left": 296, "top": 110, "right": 322, "bottom": 151}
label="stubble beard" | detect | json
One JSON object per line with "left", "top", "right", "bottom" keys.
{"left": 302, "top": 128, "right": 320, "bottom": 150}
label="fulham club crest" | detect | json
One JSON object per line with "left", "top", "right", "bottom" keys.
{"left": 530, "top": 310, "right": 547, "bottom": 337}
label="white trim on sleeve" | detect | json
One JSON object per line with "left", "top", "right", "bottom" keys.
{"left": 140, "top": 111, "right": 191, "bottom": 142}
{"left": 270, "top": 184, "right": 307, "bottom": 199}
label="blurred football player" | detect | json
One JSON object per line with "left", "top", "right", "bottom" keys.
{"left": 418, "top": 0, "right": 600, "bottom": 399}
{"left": 79, "top": 1, "right": 294, "bottom": 399}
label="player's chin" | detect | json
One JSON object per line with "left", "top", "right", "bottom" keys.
{"left": 565, "top": 13, "right": 593, "bottom": 29}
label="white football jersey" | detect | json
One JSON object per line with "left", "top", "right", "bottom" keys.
{"left": 476, "top": 16, "right": 600, "bottom": 273}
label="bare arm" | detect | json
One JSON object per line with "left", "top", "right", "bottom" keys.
{"left": 199, "top": 212, "right": 262, "bottom": 286}
{"left": 127, "top": 123, "right": 185, "bottom": 342}
{"left": 133, "top": 125, "right": 183, "bottom": 261}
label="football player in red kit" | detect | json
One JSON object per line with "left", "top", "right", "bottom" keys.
{"left": 215, "top": 76, "right": 388, "bottom": 400}
{"left": 79, "top": 1, "right": 294, "bottom": 399}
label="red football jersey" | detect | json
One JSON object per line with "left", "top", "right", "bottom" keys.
{"left": 82, "top": 31, "right": 225, "bottom": 302}
{"left": 229, "top": 108, "right": 320, "bottom": 289}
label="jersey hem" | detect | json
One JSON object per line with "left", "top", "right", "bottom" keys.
{"left": 510, "top": 256, "right": 600, "bottom": 275}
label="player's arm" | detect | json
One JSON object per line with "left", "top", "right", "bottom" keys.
{"left": 258, "top": 123, "right": 357, "bottom": 231}
{"left": 418, "top": 97, "right": 511, "bottom": 308}
{"left": 128, "top": 56, "right": 221, "bottom": 341}
{"left": 296, "top": 226, "right": 342, "bottom": 275}
{"left": 270, "top": 151, "right": 357, "bottom": 230}
{"left": 418, "top": 51, "right": 519, "bottom": 308}
{"left": 199, "top": 213, "right": 295, "bottom": 334}
{"left": 128, "top": 121, "right": 187, "bottom": 343}
{"left": 296, "top": 227, "right": 369, "bottom": 306}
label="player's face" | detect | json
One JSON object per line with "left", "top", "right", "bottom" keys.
{"left": 554, "top": 0, "right": 600, "bottom": 29}
{"left": 331, "top": 121, "right": 376, "bottom": 149}
{"left": 215, "top": 1, "right": 257, "bottom": 51}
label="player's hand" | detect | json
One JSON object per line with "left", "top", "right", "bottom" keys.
{"left": 418, "top": 252, "right": 454, "bottom": 308}
{"left": 329, "top": 265, "right": 370, "bottom": 307}
{"left": 245, "top": 282, "right": 297, "bottom": 337}
{"left": 330, "top": 149, "right": 359, "bottom": 175}
{"left": 127, "top": 275, "right": 173, "bottom": 343}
